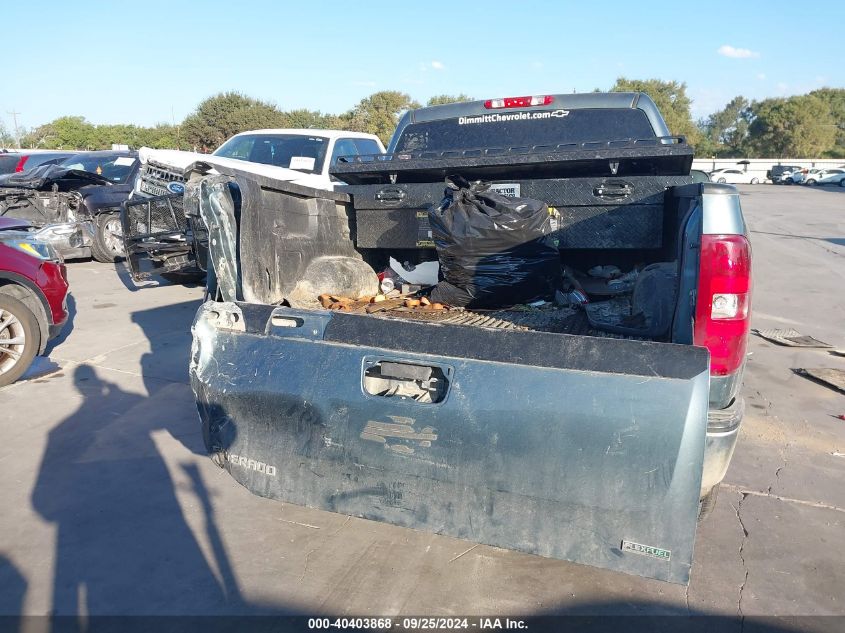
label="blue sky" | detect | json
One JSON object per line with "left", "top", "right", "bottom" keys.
{"left": 2, "top": 0, "right": 843, "bottom": 131}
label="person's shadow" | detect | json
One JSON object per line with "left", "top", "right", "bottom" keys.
{"left": 0, "top": 554, "right": 27, "bottom": 629}
{"left": 29, "top": 365, "right": 245, "bottom": 621}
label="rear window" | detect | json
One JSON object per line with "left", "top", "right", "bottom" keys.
{"left": 214, "top": 134, "right": 329, "bottom": 174}
{"left": 394, "top": 109, "right": 657, "bottom": 152}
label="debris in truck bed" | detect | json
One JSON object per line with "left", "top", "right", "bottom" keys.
{"left": 587, "top": 264, "right": 622, "bottom": 279}
{"left": 584, "top": 297, "right": 633, "bottom": 328}
{"left": 428, "top": 177, "right": 562, "bottom": 309}
{"left": 318, "top": 294, "right": 451, "bottom": 314}
{"left": 752, "top": 328, "right": 833, "bottom": 348}
{"left": 312, "top": 288, "right": 650, "bottom": 339}
{"left": 578, "top": 268, "right": 639, "bottom": 296}
{"left": 794, "top": 368, "right": 845, "bottom": 394}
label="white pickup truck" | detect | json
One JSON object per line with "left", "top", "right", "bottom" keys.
{"left": 124, "top": 129, "right": 385, "bottom": 279}
{"left": 134, "top": 128, "right": 385, "bottom": 196}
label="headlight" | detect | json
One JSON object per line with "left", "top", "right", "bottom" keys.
{"left": 0, "top": 236, "right": 60, "bottom": 261}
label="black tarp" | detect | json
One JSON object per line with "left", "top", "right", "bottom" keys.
{"left": 0, "top": 165, "right": 112, "bottom": 191}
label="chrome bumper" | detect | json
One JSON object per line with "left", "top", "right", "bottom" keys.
{"left": 701, "top": 397, "right": 744, "bottom": 497}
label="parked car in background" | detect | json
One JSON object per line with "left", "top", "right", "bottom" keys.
{"left": 0, "top": 217, "right": 69, "bottom": 387}
{"left": 709, "top": 168, "right": 762, "bottom": 184}
{"left": 767, "top": 165, "right": 804, "bottom": 184}
{"left": 789, "top": 167, "right": 824, "bottom": 185}
{"left": 0, "top": 151, "right": 139, "bottom": 262}
{"left": 806, "top": 168, "right": 845, "bottom": 186}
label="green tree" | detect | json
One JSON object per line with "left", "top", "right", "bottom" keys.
{"left": 808, "top": 88, "right": 845, "bottom": 157}
{"left": 344, "top": 91, "right": 421, "bottom": 145}
{"left": 746, "top": 95, "right": 836, "bottom": 157}
{"left": 21, "top": 116, "right": 97, "bottom": 149}
{"left": 181, "top": 92, "right": 287, "bottom": 151}
{"left": 1, "top": 121, "right": 16, "bottom": 147}
{"left": 610, "top": 78, "right": 700, "bottom": 145}
{"left": 282, "top": 108, "right": 338, "bottom": 129}
{"left": 142, "top": 123, "right": 184, "bottom": 149}
{"left": 426, "top": 94, "right": 474, "bottom": 106}
{"left": 702, "top": 96, "right": 751, "bottom": 156}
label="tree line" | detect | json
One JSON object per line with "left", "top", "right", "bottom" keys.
{"left": 3, "top": 81, "right": 843, "bottom": 158}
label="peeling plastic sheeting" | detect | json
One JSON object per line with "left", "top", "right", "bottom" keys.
{"left": 199, "top": 176, "right": 240, "bottom": 302}
{"left": 752, "top": 328, "right": 832, "bottom": 348}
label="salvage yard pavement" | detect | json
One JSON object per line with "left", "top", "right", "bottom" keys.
{"left": 0, "top": 185, "right": 843, "bottom": 624}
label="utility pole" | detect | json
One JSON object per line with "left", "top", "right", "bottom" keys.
{"left": 6, "top": 110, "right": 21, "bottom": 148}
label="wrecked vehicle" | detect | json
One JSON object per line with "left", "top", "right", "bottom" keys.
{"left": 0, "top": 151, "right": 139, "bottom": 262}
{"left": 120, "top": 130, "right": 385, "bottom": 280}
{"left": 187, "top": 93, "right": 751, "bottom": 585}
{"left": 0, "top": 217, "right": 69, "bottom": 387}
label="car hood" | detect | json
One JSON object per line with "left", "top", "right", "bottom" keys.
{"left": 138, "top": 147, "right": 332, "bottom": 189}
{"left": 79, "top": 183, "right": 133, "bottom": 210}
{"left": 0, "top": 217, "right": 32, "bottom": 231}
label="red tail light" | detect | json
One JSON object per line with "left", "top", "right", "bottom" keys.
{"left": 694, "top": 234, "right": 752, "bottom": 376}
{"left": 484, "top": 95, "right": 554, "bottom": 109}
{"left": 14, "top": 155, "right": 30, "bottom": 172}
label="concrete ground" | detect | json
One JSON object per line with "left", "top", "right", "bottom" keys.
{"left": 0, "top": 185, "right": 843, "bottom": 622}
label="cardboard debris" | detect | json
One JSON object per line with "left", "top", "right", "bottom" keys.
{"left": 319, "top": 293, "right": 450, "bottom": 315}
{"left": 752, "top": 328, "right": 832, "bottom": 348}
{"left": 795, "top": 368, "right": 845, "bottom": 394}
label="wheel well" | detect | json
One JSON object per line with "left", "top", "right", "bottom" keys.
{"left": 0, "top": 279, "right": 49, "bottom": 354}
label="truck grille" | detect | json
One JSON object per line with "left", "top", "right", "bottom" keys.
{"left": 138, "top": 162, "right": 186, "bottom": 197}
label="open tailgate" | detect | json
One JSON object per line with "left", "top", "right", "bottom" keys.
{"left": 188, "top": 169, "right": 710, "bottom": 585}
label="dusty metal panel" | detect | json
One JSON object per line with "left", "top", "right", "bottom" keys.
{"left": 190, "top": 302, "right": 709, "bottom": 584}
{"left": 197, "top": 168, "right": 372, "bottom": 305}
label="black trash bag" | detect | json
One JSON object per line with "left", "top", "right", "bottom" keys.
{"left": 429, "top": 177, "right": 562, "bottom": 309}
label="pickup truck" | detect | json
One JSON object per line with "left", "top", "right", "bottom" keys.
{"left": 186, "top": 93, "right": 751, "bottom": 584}
{"left": 122, "top": 129, "right": 384, "bottom": 279}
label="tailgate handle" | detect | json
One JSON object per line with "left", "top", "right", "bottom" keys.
{"left": 375, "top": 187, "right": 406, "bottom": 203}
{"left": 594, "top": 182, "right": 633, "bottom": 199}
{"left": 363, "top": 358, "right": 451, "bottom": 404}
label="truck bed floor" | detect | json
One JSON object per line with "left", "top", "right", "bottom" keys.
{"left": 373, "top": 301, "right": 648, "bottom": 341}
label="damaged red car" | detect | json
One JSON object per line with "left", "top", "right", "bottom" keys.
{"left": 0, "top": 217, "right": 69, "bottom": 387}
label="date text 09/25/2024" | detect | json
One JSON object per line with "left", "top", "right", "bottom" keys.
{"left": 307, "top": 618, "right": 528, "bottom": 630}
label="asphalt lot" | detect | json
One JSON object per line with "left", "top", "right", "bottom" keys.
{"left": 0, "top": 185, "right": 843, "bottom": 623}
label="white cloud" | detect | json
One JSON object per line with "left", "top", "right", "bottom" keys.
{"left": 717, "top": 45, "right": 760, "bottom": 59}
{"left": 531, "top": 61, "right": 544, "bottom": 70}
{"left": 756, "top": 73, "right": 766, "bottom": 80}
{"left": 430, "top": 60, "right": 445, "bottom": 70}
{"left": 351, "top": 80, "right": 376, "bottom": 87}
